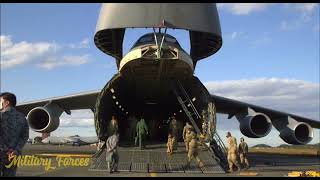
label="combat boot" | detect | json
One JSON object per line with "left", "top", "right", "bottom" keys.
{"left": 198, "top": 161, "right": 204, "bottom": 168}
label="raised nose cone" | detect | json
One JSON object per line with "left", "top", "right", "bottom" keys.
{"left": 94, "top": 3, "right": 222, "bottom": 67}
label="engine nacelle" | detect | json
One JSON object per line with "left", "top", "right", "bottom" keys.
{"left": 273, "top": 116, "right": 313, "bottom": 145}
{"left": 27, "top": 103, "right": 63, "bottom": 133}
{"left": 236, "top": 107, "right": 272, "bottom": 138}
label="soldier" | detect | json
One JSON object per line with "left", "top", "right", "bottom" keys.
{"left": 186, "top": 133, "right": 204, "bottom": 168}
{"left": 110, "top": 115, "right": 119, "bottom": 135}
{"left": 184, "top": 128, "right": 195, "bottom": 153}
{"left": 0, "top": 92, "right": 29, "bottom": 177}
{"left": 182, "top": 122, "right": 193, "bottom": 152}
{"left": 106, "top": 132, "right": 120, "bottom": 173}
{"left": 226, "top": 132, "right": 241, "bottom": 172}
{"left": 169, "top": 116, "right": 178, "bottom": 150}
{"left": 166, "top": 133, "right": 174, "bottom": 155}
{"left": 135, "top": 117, "right": 149, "bottom": 149}
{"left": 238, "top": 137, "right": 250, "bottom": 169}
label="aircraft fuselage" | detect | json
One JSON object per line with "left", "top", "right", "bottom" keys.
{"left": 94, "top": 33, "right": 215, "bottom": 143}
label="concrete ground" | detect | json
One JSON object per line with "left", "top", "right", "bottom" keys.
{"left": 13, "top": 144, "right": 320, "bottom": 177}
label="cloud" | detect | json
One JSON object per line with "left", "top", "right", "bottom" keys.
{"left": 280, "top": 3, "right": 319, "bottom": 31}
{"left": 37, "top": 55, "right": 90, "bottom": 70}
{"left": 59, "top": 110, "right": 94, "bottom": 127}
{"left": 294, "top": 3, "right": 318, "bottom": 12}
{"left": 0, "top": 35, "right": 90, "bottom": 70}
{"left": 229, "top": 31, "right": 248, "bottom": 40}
{"left": 68, "top": 38, "right": 90, "bottom": 49}
{"left": 217, "top": 3, "right": 270, "bottom": 15}
{"left": 0, "top": 35, "right": 59, "bottom": 69}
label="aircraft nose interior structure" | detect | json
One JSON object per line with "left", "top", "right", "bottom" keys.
{"left": 94, "top": 72, "right": 215, "bottom": 143}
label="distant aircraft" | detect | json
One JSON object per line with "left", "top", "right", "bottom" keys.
{"left": 41, "top": 136, "right": 68, "bottom": 145}
{"left": 16, "top": 4, "right": 319, "bottom": 146}
{"left": 32, "top": 136, "right": 43, "bottom": 144}
{"left": 41, "top": 135, "right": 98, "bottom": 146}
{"left": 65, "top": 135, "right": 99, "bottom": 146}
{"left": 27, "top": 138, "right": 33, "bottom": 144}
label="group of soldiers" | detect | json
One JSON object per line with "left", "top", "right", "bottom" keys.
{"left": 107, "top": 116, "right": 204, "bottom": 167}
{"left": 108, "top": 115, "right": 149, "bottom": 151}
{"left": 167, "top": 119, "right": 205, "bottom": 168}
{"left": 166, "top": 117, "right": 250, "bottom": 172}
{"left": 106, "top": 115, "right": 250, "bottom": 173}
{"left": 226, "top": 132, "right": 250, "bottom": 172}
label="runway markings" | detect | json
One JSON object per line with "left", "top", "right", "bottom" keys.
{"left": 287, "top": 171, "right": 304, "bottom": 177}
{"left": 288, "top": 171, "right": 320, "bottom": 177}
{"left": 239, "top": 172, "right": 258, "bottom": 176}
{"left": 305, "top": 171, "right": 320, "bottom": 177}
{"left": 150, "top": 172, "right": 158, "bottom": 177}
{"left": 35, "top": 154, "right": 93, "bottom": 158}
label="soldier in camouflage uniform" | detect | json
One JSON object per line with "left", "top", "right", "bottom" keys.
{"left": 226, "top": 132, "right": 241, "bottom": 172}
{"left": 238, "top": 137, "right": 250, "bottom": 169}
{"left": 166, "top": 133, "right": 174, "bottom": 155}
{"left": 186, "top": 132, "right": 204, "bottom": 168}
{"left": 169, "top": 116, "right": 179, "bottom": 150}
{"left": 182, "top": 122, "right": 193, "bottom": 152}
{"left": 0, "top": 92, "right": 29, "bottom": 177}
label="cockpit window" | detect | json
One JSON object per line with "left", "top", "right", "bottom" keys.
{"left": 165, "top": 36, "right": 176, "bottom": 43}
{"left": 138, "top": 34, "right": 177, "bottom": 44}
{"left": 139, "top": 36, "right": 154, "bottom": 43}
{"left": 131, "top": 33, "right": 181, "bottom": 50}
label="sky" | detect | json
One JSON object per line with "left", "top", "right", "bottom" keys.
{"left": 1, "top": 3, "right": 319, "bottom": 147}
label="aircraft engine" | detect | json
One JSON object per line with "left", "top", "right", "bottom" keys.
{"left": 273, "top": 116, "right": 313, "bottom": 145}
{"left": 27, "top": 103, "right": 63, "bottom": 133}
{"left": 236, "top": 108, "right": 272, "bottom": 138}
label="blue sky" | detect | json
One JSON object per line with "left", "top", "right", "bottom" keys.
{"left": 1, "top": 3, "right": 319, "bottom": 146}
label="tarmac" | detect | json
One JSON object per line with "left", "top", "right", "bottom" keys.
{"left": 14, "top": 144, "right": 320, "bottom": 177}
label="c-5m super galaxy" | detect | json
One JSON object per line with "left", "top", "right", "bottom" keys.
{"left": 17, "top": 3, "right": 319, "bottom": 152}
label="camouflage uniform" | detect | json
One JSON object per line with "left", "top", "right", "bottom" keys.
{"left": 0, "top": 107, "right": 29, "bottom": 177}
{"left": 186, "top": 134, "right": 204, "bottom": 168}
{"left": 238, "top": 140, "right": 249, "bottom": 168}
{"left": 182, "top": 124, "right": 193, "bottom": 152}
{"left": 227, "top": 136, "right": 241, "bottom": 172}
{"left": 184, "top": 129, "right": 195, "bottom": 153}
{"left": 106, "top": 134, "right": 119, "bottom": 173}
{"left": 166, "top": 134, "right": 174, "bottom": 155}
{"left": 169, "top": 118, "right": 178, "bottom": 150}
{"left": 135, "top": 118, "right": 148, "bottom": 149}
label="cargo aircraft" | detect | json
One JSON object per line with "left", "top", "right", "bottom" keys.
{"left": 16, "top": 4, "right": 319, "bottom": 147}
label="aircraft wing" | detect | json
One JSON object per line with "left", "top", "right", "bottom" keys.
{"left": 16, "top": 90, "right": 100, "bottom": 115}
{"left": 211, "top": 94, "right": 320, "bottom": 129}
{"left": 16, "top": 89, "right": 319, "bottom": 129}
